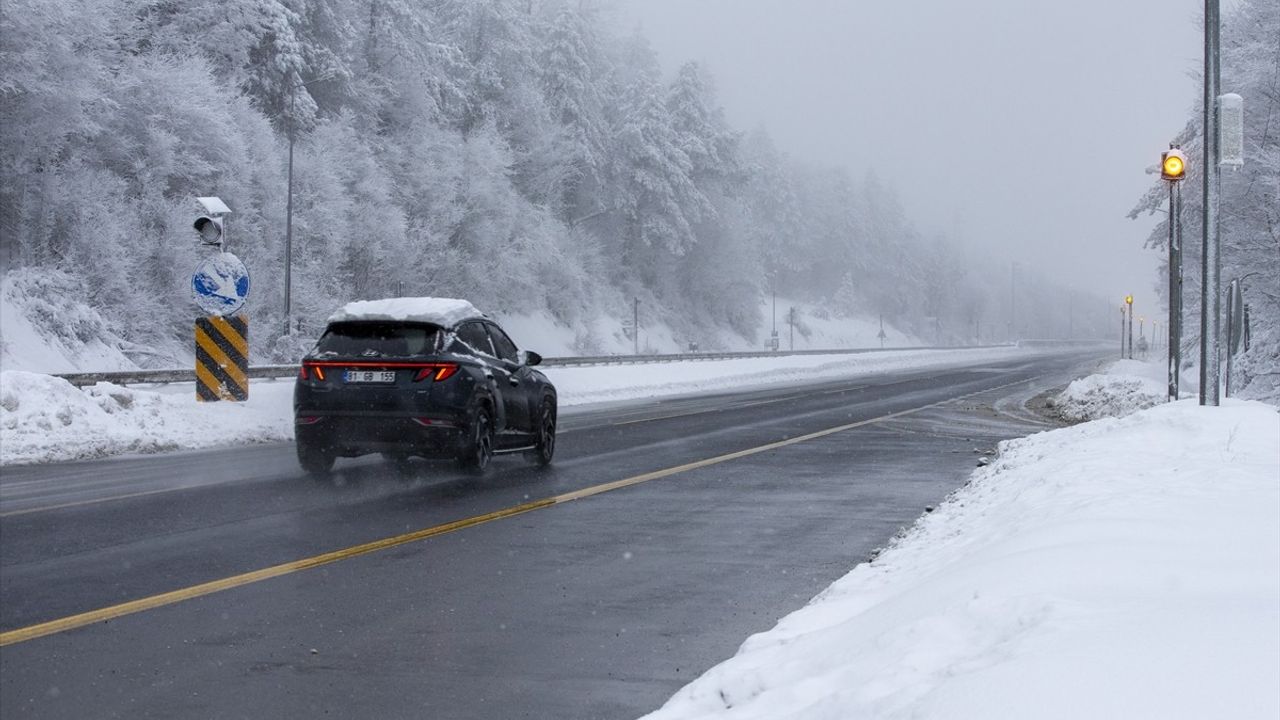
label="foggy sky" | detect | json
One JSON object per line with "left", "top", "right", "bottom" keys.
{"left": 610, "top": 0, "right": 1212, "bottom": 308}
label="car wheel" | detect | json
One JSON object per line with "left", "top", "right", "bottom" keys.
{"left": 297, "top": 441, "right": 335, "bottom": 478}
{"left": 458, "top": 406, "right": 494, "bottom": 472}
{"left": 528, "top": 398, "right": 556, "bottom": 467}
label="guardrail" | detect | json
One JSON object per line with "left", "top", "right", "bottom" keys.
{"left": 50, "top": 341, "right": 1113, "bottom": 388}
{"left": 50, "top": 345, "right": 1034, "bottom": 388}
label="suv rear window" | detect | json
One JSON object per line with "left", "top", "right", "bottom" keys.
{"left": 314, "top": 322, "right": 441, "bottom": 358}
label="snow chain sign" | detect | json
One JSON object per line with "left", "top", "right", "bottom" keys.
{"left": 195, "top": 316, "right": 249, "bottom": 402}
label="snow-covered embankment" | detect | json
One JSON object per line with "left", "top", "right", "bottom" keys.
{"left": 641, "top": 366, "right": 1279, "bottom": 720}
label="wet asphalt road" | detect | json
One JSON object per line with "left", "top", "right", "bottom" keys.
{"left": 0, "top": 351, "right": 1104, "bottom": 719}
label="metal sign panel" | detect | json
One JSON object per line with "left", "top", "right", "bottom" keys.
{"left": 192, "top": 252, "right": 250, "bottom": 317}
{"left": 195, "top": 316, "right": 249, "bottom": 401}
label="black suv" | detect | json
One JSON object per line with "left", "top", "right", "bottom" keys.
{"left": 294, "top": 301, "right": 557, "bottom": 476}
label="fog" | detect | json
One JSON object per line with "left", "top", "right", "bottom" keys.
{"left": 611, "top": 0, "right": 1209, "bottom": 304}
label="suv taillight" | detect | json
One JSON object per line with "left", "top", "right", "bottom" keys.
{"left": 299, "top": 361, "right": 457, "bottom": 382}
{"left": 299, "top": 362, "right": 326, "bottom": 381}
{"left": 413, "top": 364, "right": 459, "bottom": 382}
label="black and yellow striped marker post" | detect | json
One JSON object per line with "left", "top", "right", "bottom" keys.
{"left": 195, "top": 316, "right": 249, "bottom": 401}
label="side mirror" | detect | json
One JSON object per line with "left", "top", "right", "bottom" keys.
{"left": 520, "top": 350, "right": 543, "bottom": 366}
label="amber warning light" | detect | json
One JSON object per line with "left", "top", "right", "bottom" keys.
{"left": 1161, "top": 148, "right": 1187, "bottom": 182}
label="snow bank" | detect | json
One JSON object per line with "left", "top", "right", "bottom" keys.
{"left": 0, "top": 371, "right": 293, "bottom": 465}
{"left": 0, "top": 346, "right": 1033, "bottom": 466}
{"left": 1050, "top": 358, "right": 1169, "bottom": 422}
{"left": 642, "top": 399, "right": 1280, "bottom": 720}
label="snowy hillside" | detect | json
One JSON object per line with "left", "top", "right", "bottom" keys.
{"left": 0, "top": 270, "right": 142, "bottom": 373}
{"left": 1, "top": 264, "right": 919, "bottom": 374}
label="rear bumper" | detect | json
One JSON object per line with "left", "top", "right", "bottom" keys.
{"left": 294, "top": 413, "right": 466, "bottom": 458}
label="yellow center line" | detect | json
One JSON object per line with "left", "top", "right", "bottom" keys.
{"left": 0, "top": 499, "right": 556, "bottom": 648}
{"left": 0, "top": 376, "right": 1036, "bottom": 648}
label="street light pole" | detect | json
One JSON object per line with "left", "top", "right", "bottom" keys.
{"left": 284, "top": 116, "right": 295, "bottom": 336}
{"left": 1119, "top": 306, "right": 1126, "bottom": 359}
{"left": 1009, "top": 261, "right": 1016, "bottom": 341}
{"left": 1200, "top": 0, "right": 1222, "bottom": 405}
{"left": 1125, "top": 295, "right": 1135, "bottom": 360}
{"left": 1128, "top": 304, "right": 1134, "bottom": 359}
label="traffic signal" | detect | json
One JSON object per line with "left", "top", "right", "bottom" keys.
{"left": 1161, "top": 148, "right": 1187, "bottom": 182}
{"left": 194, "top": 215, "right": 223, "bottom": 246}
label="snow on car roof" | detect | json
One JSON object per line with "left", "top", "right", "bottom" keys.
{"left": 327, "top": 297, "right": 486, "bottom": 327}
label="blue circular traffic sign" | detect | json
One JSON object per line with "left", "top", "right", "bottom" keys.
{"left": 192, "top": 252, "right": 250, "bottom": 317}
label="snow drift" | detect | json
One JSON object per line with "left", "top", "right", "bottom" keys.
{"left": 1050, "top": 358, "right": 1169, "bottom": 422}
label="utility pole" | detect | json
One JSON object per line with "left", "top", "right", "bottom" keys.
{"left": 788, "top": 307, "right": 795, "bottom": 350}
{"left": 284, "top": 107, "right": 294, "bottom": 336}
{"left": 633, "top": 297, "right": 639, "bottom": 355}
{"left": 1200, "top": 0, "right": 1222, "bottom": 405}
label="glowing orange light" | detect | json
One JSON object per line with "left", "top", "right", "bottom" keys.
{"left": 1161, "top": 149, "right": 1187, "bottom": 182}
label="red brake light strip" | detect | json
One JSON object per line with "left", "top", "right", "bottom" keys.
{"left": 301, "top": 361, "right": 458, "bottom": 382}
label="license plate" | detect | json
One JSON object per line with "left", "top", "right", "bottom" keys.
{"left": 344, "top": 370, "right": 397, "bottom": 383}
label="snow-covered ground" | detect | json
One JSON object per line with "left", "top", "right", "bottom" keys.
{"left": 640, "top": 399, "right": 1280, "bottom": 719}
{"left": 0, "top": 346, "right": 1033, "bottom": 466}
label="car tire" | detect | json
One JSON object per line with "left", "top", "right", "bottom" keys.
{"left": 458, "top": 406, "right": 494, "bottom": 473}
{"left": 297, "top": 440, "right": 335, "bottom": 478}
{"left": 528, "top": 398, "right": 556, "bottom": 467}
